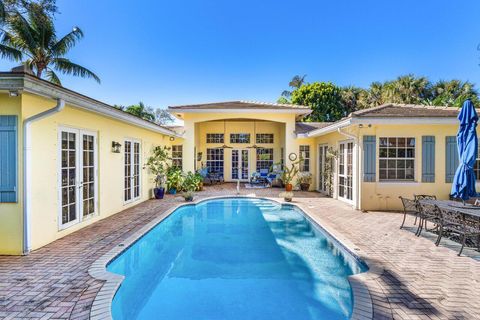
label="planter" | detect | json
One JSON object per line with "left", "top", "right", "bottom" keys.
{"left": 285, "top": 183, "right": 293, "bottom": 192}
{"left": 154, "top": 187, "right": 165, "bottom": 199}
{"left": 184, "top": 195, "right": 194, "bottom": 202}
{"left": 284, "top": 197, "right": 292, "bottom": 202}
{"left": 300, "top": 183, "right": 310, "bottom": 191}
{"left": 169, "top": 188, "right": 177, "bottom": 195}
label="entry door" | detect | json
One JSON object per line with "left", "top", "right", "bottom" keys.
{"left": 338, "top": 141, "right": 353, "bottom": 202}
{"left": 124, "top": 139, "right": 141, "bottom": 203}
{"left": 232, "top": 149, "right": 249, "bottom": 181}
{"left": 318, "top": 145, "right": 328, "bottom": 193}
{"left": 59, "top": 128, "right": 97, "bottom": 229}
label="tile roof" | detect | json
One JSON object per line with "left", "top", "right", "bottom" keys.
{"left": 351, "top": 103, "right": 460, "bottom": 118}
{"left": 168, "top": 100, "right": 310, "bottom": 110}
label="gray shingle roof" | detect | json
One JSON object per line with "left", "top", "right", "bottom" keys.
{"left": 295, "top": 122, "right": 332, "bottom": 134}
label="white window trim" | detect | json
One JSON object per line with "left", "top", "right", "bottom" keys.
{"left": 317, "top": 144, "right": 329, "bottom": 193}
{"left": 231, "top": 148, "right": 251, "bottom": 181}
{"left": 124, "top": 138, "right": 142, "bottom": 205}
{"left": 57, "top": 126, "right": 98, "bottom": 231}
{"left": 378, "top": 136, "right": 416, "bottom": 183}
{"left": 337, "top": 139, "right": 355, "bottom": 205}
{"left": 299, "top": 145, "right": 311, "bottom": 172}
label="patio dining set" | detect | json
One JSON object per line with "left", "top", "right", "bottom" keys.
{"left": 400, "top": 195, "right": 480, "bottom": 256}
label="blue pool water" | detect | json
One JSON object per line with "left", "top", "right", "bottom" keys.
{"left": 108, "top": 198, "right": 367, "bottom": 320}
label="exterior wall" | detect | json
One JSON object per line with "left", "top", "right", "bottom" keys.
{"left": 358, "top": 123, "right": 460, "bottom": 211}
{"left": 0, "top": 94, "right": 23, "bottom": 254}
{"left": 0, "top": 93, "right": 174, "bottom": 254}
{"left": 314, "top": 130, "right": 359, "bottom": 203}
{"left": 195, "top": 121, "right": 284, "bottom": 180}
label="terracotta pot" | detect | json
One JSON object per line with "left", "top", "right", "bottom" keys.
{"left": 285, "top": 183, "right": 293, "bottom": 191}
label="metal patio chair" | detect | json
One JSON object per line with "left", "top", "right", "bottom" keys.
{"left": 399, "top": 196, "right": 418, "bottom": 229}
{"left": 436, "top": 205, "right": 480, "bottom": 256}
{"left": 414, "top": 194, "right": 437, "bottom": 226}
{"left": 416, "top": 201, "right": 441, "bottom": 237}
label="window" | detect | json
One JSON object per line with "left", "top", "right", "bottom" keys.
{"left": 230, "top": 133, "right": 250, "bottom": 144}
{"left": 256, "top": 148, "right": 274, "bottom": 170}
{"left": 0, "top": 115, "right": 17, "bottom": 203}
{"left": 299, "top": 145, "right": 310, "bottom": 172}
{"left": 206, "top": 148, "right": 224, "bottom": 177}
{"left": 256, "top": 133, "right": 274, "bottom": 144}
{"left": 125, "top": 139, "right": 141, "bottom": 202}
{"left": 206, "top": 133, "right": 224, "bottom": 144}
{"left": 172, "top": 145, "right": 183, "bottom": 169}
{"left": 379, "top": 137, "right": 415, "bottom": 181}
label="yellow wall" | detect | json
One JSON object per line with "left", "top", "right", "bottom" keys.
{"left": 0, "top": 94, "right": 23, "bottom": 254}
{"left": 195, "top": 120, "right": 284, "bottom": 180}
{"left": 1, "top": 93, "right": 175, "bottom": 254}
{"left": 358, "top": 123, "right": 459, "bottom": 211}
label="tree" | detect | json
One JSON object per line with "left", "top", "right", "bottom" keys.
{"left": 278, "top": 74, "right": 307, "bottom": 103}
{"left": 381, "top": 74, "right": 431, "bottom": 104}
{"left": 428, "top": 80, "right": 479, "bottom": 107}
{"left": 340, "top": 86, "right": 369, "bottom": 113}
{"left": 124, "top": 102, "right": 155, "bottom": 122}
{"left": 0, "top": 1, "right": 99, "bottom": 85}
{"left": 154, "top": 109, "right": 175, "bottom": 125}
{"left": 291, "top": 82, "right": 346, "bottom": 122}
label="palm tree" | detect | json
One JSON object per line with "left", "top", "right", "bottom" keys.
{"left": 280, "top": 74, "right": 307, "bottom": 99}
{"left": 124, "top": 102, "right": 156, "bottom": 122}
{"left": 0, "top": 2, "right": 99, "bottom": 85}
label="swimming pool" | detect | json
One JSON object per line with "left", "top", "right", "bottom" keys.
{"left": 107, "top": 198, "right": 367, "bottom": 320}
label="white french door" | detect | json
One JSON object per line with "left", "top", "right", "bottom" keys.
{"left": 231, "top": 149, "right": 249, "bottom": 181}
{"left": 318, "top": 145, "right": 328, "bottom": 193}
{"left": 59, "top": 127, "right": 97, "bottom": 229}
{"left": 124, "top": 139, "right": 141, "bottom": 203}
{"left": 338, "top": 140, "right": 354, "bottom": 203}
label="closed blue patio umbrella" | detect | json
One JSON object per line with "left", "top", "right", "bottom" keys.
{"left": 451, "top": 100, "right": 478, "bottom": 201}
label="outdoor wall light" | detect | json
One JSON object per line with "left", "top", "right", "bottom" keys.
{"left": 169, "top": 136, "right": 175, "bottom": 141}
{"left": 112, "top": 141, "right": 122, "bottom": 153}
{"left": 9, "top": 90, "right": 19, "bottom": 97}
{"left": 197, "top": 152, "right": 203, "bottom": 162}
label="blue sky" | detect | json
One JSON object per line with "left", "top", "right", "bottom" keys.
{"left": 1, "top": 0, "right": 480, "bottom": 108}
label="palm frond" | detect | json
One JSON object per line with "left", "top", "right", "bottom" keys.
{"left": 8, "top": 11, "right": 37, "bottom": 53}
{"left": 0, "top": 43, "right": 22, "bottom": 60}
{"left": 0, "top": 1, "right": 5, "bottom": 23}
{"left": 53, "top": 57, "right": 100, "bottom": 83}
{"left": 45, "top": 68, "right": 61, "bottom": 85}
{"left": 51, "top": 26, "right": 83, "bottom": 56}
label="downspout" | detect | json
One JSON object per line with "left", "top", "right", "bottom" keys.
{"left": 337, "top": 127, "right": 360, "bottom": 210}
{"left": 23, "top": 98, "right": 65, "bottom": 254}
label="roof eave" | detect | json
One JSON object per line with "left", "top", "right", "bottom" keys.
{"left": 350, "top": 116, "right": 459, "bottom": 125}
{"left": 0, "top": 73, "right": 180, "bottom": 137}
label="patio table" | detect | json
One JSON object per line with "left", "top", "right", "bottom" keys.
{"left": 419, "top": 199, "right": 480, "bottom": 218}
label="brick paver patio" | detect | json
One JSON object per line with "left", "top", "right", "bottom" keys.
{"left": 1, "top": 184, "right": 479, "bottom": 319}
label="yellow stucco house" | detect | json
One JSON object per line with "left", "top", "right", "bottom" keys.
{"left": 0, "top": 70, "right": 472, "bottom": 255}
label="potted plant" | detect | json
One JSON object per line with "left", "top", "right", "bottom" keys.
{"left": 167, "top": 166, "right": 183, "bottom": 194}
{"left": 297, "top": 172, "right": 312, "bottom": 191}
{"left": 282, "top": 159, "right": 300, "bottom": 191}
{"left": 182, "top": 171, "right": 198, "bottom": 201}
{"left": 280, "top": 191, "right": 293, "bottom": 202}
{"left": 146, "top": 146, "right": 171, "bottom": 199}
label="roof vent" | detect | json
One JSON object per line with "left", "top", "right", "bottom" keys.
{"left": 11, "top": 65, "right": 34, "bottom": 75}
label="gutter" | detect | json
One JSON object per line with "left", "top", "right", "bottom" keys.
{"left": 337, "top": 127, "right": 361, "bottom": 210}
{"left": 23, "top": 98, "right": 65, "bottom": 254}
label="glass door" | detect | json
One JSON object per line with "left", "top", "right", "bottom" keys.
{"left": 338, "top": 141, "right": 353, "bottom": 202}
{"left": 318, "top": 145, "right": 328, "bottom": 193}
{"left": 124, "top": 139, "right": 141, "bottom": 203}
{"left": 60, "top": 128, "right": 97, "bottom": 229}
{"left": 231, "top": 149, "right": 249, "bottom": 181}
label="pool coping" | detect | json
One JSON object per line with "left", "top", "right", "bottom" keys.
{"left": 88, "top": 195, "right": 383, "bottom": 320}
